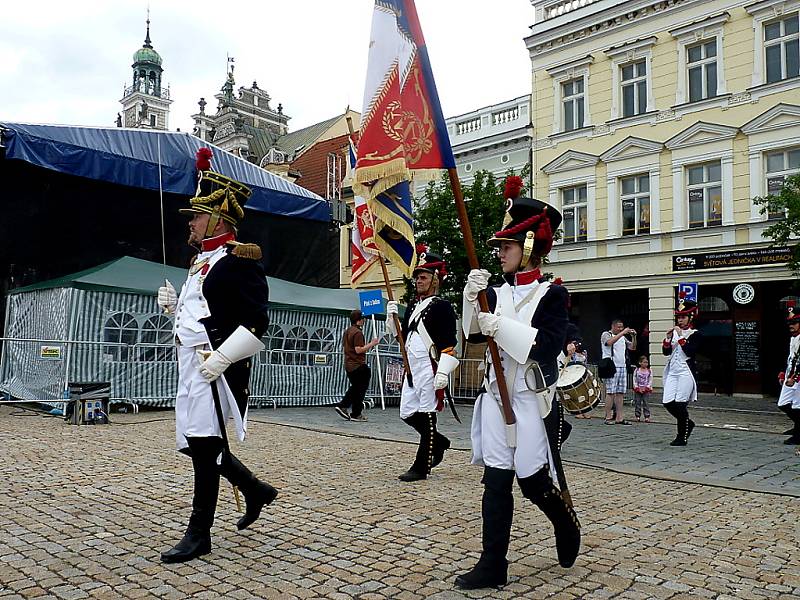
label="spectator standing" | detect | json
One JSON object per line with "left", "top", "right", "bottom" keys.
{"left": 632, "top": 355, "right": 653, "bottom": 422}
{"left": 601, "top": 319, "right": 636, "bottom": 425}
{"left": 336, "top": 310, "right": 379, "bottom": 422}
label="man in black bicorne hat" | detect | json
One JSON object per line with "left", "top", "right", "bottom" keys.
{"left": 157, "top": 148, "right": 278, "bottom": 563}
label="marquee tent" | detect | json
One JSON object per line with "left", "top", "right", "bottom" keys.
{"left": 0, "top": 257, "right": 395, "bottom": 408}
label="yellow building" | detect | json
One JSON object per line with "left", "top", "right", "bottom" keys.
{"left": 526, "top": 0, "right": 799, "bottom": 397}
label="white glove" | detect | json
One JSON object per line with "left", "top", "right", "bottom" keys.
{"left": 433, "top": 353, "right": 459, "bottom": 390}
{"left": 386, "top": 301, "right": 399, "bottom": 316}
{"left": 464, "top": 269, "right": 491, "bottom": 303}
{"left": 157, "top": 280, "right": 177, "bottom": 314}
{"left": 196, "top": 349, "right": 232, "bottom": 382}
{"left": 433, "top": 372, "right": 449, "bottom": 390}
{"left": 477, "top": 312, "right": 500, "bottom": 337}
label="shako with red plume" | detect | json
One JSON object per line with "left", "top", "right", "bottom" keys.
{"left": 412, "top": 243, "right": 447, "bottom": 280}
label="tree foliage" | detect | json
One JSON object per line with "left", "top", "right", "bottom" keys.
{"left": 403, "top": 166, "right": 531, "bottom": 311}
{"left": 752, "top": 173, "right": 800, "bottom": 277}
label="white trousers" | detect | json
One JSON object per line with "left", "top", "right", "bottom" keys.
{"left": 778, "top": 382, "right": 800, "bottom": 408}
{"left": 470, "top": 388, "right": 555, "bottom": 480}
{"left": 175, "top": 344, "right": 244, "bottom": 451}
{"left": 662, "top": 370, "right": 696, "bottom": 403}
{"left": 399, "top": 350, "right": 437, "bottom": 419}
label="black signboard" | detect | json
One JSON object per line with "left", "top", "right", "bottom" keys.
{"left": 767, "top": 177, "right": 784, "bottom": 195}
{"left": 673, "top": 246, "right": 792, "bottom": 271}
{"left": 734, "top": 321, "right": 760, "bottom": 373}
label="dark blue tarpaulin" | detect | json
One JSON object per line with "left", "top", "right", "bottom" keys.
{"left": 0, "top": 122, "right": 330, "bottom": 222}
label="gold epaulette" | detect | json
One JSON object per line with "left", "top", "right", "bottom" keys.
{"left": 226, "top": 241, "right": 262, "bottom": 260}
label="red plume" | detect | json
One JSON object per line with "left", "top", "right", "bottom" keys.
{"left": 788, "top": 300, "right": 797, "bottom": 308}
{"left": 553, "top": 277, "right": 563, "bottom": 285}
{"left": 415, "top": 242, "right": 428, "bottom": 255}
{"left": 504, "top": 175, "right": 523, "bottom": 200}
{"left": 679, "top": 290, "right": 687, "bottom": 299}
{"left": 196, "top": 147, "right": 213, "bottom": 171}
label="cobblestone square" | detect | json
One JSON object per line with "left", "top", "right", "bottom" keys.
{"left": 1, "top": 405, "right": 798, "bottom": 599}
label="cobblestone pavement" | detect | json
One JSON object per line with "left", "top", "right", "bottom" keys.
{"left": 257, "top": 402, "right": 800, "bottom": 497}
{"left": 1, "top": 404, "right": 799, "bottom": 600}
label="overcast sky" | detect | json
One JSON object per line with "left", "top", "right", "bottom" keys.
{"left": 0, "top": 1, "right": 534, "bottom": 134}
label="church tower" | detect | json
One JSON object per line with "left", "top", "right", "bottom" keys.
{"left": 119, "top": 14, "right": 172, "bottom": 129}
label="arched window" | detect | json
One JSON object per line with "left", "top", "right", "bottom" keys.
{"left": 699, "top": 296, "right": 729, "bottom": 312}
{"left": 263, "top": 324, "right": 285, "bottom": 364}
{"left": 140, "top": 315, "right": 174, "bottom": 361}
{"left": 103, "top": 312, "right": 138, "bottom": 361}
{"left": 284, "top": 326, "right": 310, "bottom": 365}
{"left": 309, "top": 328, "right": 335, "bottom": 353}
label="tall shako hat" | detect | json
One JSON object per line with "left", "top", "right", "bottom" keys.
{"left": 412, "top": 243, "right": 447, "bottom": 280}
{"left": 487, "top": 176, "right": 563, "bottom": 268}
{"left": 675, "top": 291, "right": 698, "bottom": 318}
{"left": 787, "top": 300, "right": 800, "bottom": 323}
{"left": 179, "top": 147, "right": 252, "bottom": 237}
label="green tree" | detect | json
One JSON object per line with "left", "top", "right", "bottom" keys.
{"left": 404, "top": 166, "right": 531, "bottom": 311}
{"left": 752, "top": 173, "right": 800, "bottom": 277}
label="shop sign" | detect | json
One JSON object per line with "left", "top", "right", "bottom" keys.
{"left": 672, "top": 246, "right": 792, "bottom": 271}
{"left": 733, "top": 284, "right": 755, "bottom": 305}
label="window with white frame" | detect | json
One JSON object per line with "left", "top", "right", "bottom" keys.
{"left": 765, "top": 147, "right": 800, "bottom": 219}
{"left": 687, "top": 161, "right": 723, "bottom": 229}
{"left": 621, "top": 60, "right": 647, "bottom": 117}
{"left": 562, "top": 78, "right": 585, "bottom": 132}
{"left": 764, "top": 14, "right": 799, "bottom": 84}
{"left": 561, "top": 184, "right": 588, "bottom": 242}
{"left": 620, "top": 174, "right": 651, "bottom": 236}
{"left": 687, "top": 40, "right": 718, "bottom": 102}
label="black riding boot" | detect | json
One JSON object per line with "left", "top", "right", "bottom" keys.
{"left": 399, "top": 412, "right": 436, "bottom": 481}
{"left": 161, "top": 437, "right": 222, "bottom": 563}
{"left": 778, "top": 404, "right": 796, "bottom": 436}
{"left": 518, "top": 466, "right": 581, "bottom": 569}
{"left": 665, "top": 402, "right": 693, "bottom": 446}
{"left": 220, "top": 453, "right": 278, "bottom": 530}
{"left": 455, "top": 467, "right": 515, "bottom": 590}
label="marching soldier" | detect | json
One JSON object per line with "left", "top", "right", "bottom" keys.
{"left": 158, "top": 148, "right": 277, "bottom": 563}
{"left": 777, "top": 301, "right": 800, "bottom": 445}
{"left": 661, "top": 293, "right": 702, "bottom": 447}
{"left": 455, "top": 178, "right": 580, "bottom": 590}
{"left": 386, "top": 246, "right": 459, "bottom": 482}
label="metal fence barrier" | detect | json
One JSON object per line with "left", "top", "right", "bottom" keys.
{"left": 0, "top": 337, "right": 633, "bottom": 411}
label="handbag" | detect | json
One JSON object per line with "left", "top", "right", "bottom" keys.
{"left": 597, "top": 357, "right": 616, "bottom": 379}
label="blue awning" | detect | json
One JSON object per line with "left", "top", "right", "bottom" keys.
{"left": 0, "top": 122, "right": 330, "bottom": 222}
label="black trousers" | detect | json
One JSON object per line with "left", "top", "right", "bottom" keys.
{"left": 340, "top": 364, "right": 371, "bottom": 417}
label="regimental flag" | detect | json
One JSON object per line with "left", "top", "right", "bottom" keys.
{"left": 349, "top": 138, "right": 380, "bottom": 288}
{"left": 354, "top": 0, "right": 456, "bottom": 276}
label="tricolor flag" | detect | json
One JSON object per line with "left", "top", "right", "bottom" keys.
{"left": 354, "top": 0, "right": 456, "bottom": 276}
{"left": 349, "top": 138, "right": 380, "bottom": 288}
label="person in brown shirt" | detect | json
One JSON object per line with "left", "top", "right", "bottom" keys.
{"left": 336, "top": 309, "right": 379, "bottom": 421}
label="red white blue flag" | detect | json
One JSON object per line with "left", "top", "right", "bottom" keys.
{"left": 348, "top": 138, "right": 380, "bottom": 288}
{"left": 354, "top": 0, "right": 456, "bottom": 276}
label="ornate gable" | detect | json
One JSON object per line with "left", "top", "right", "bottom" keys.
{"left": 741, "top": 104, "right": 800, "bottom": 135}
{"left": 600, "top": 137, "right": 664, "bottom": 163}
{"left": 665, "top": 122, "right": 739, "bottom": 150}
{"left": 541, "top": 150, "right": 599, "bottom": 174}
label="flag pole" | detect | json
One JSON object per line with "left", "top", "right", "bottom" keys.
{"left": 447, "top": 168, "right": 516, "bottom": 435}
{"left": 346, "top": 114, "right": 414, "bottom": 389}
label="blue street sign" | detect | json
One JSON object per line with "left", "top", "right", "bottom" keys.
{"left": 678, "top": 282, "right": 698, "bottom": 302}
{"left": 359, "top": 289, "right": 384, "bottom": 316}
